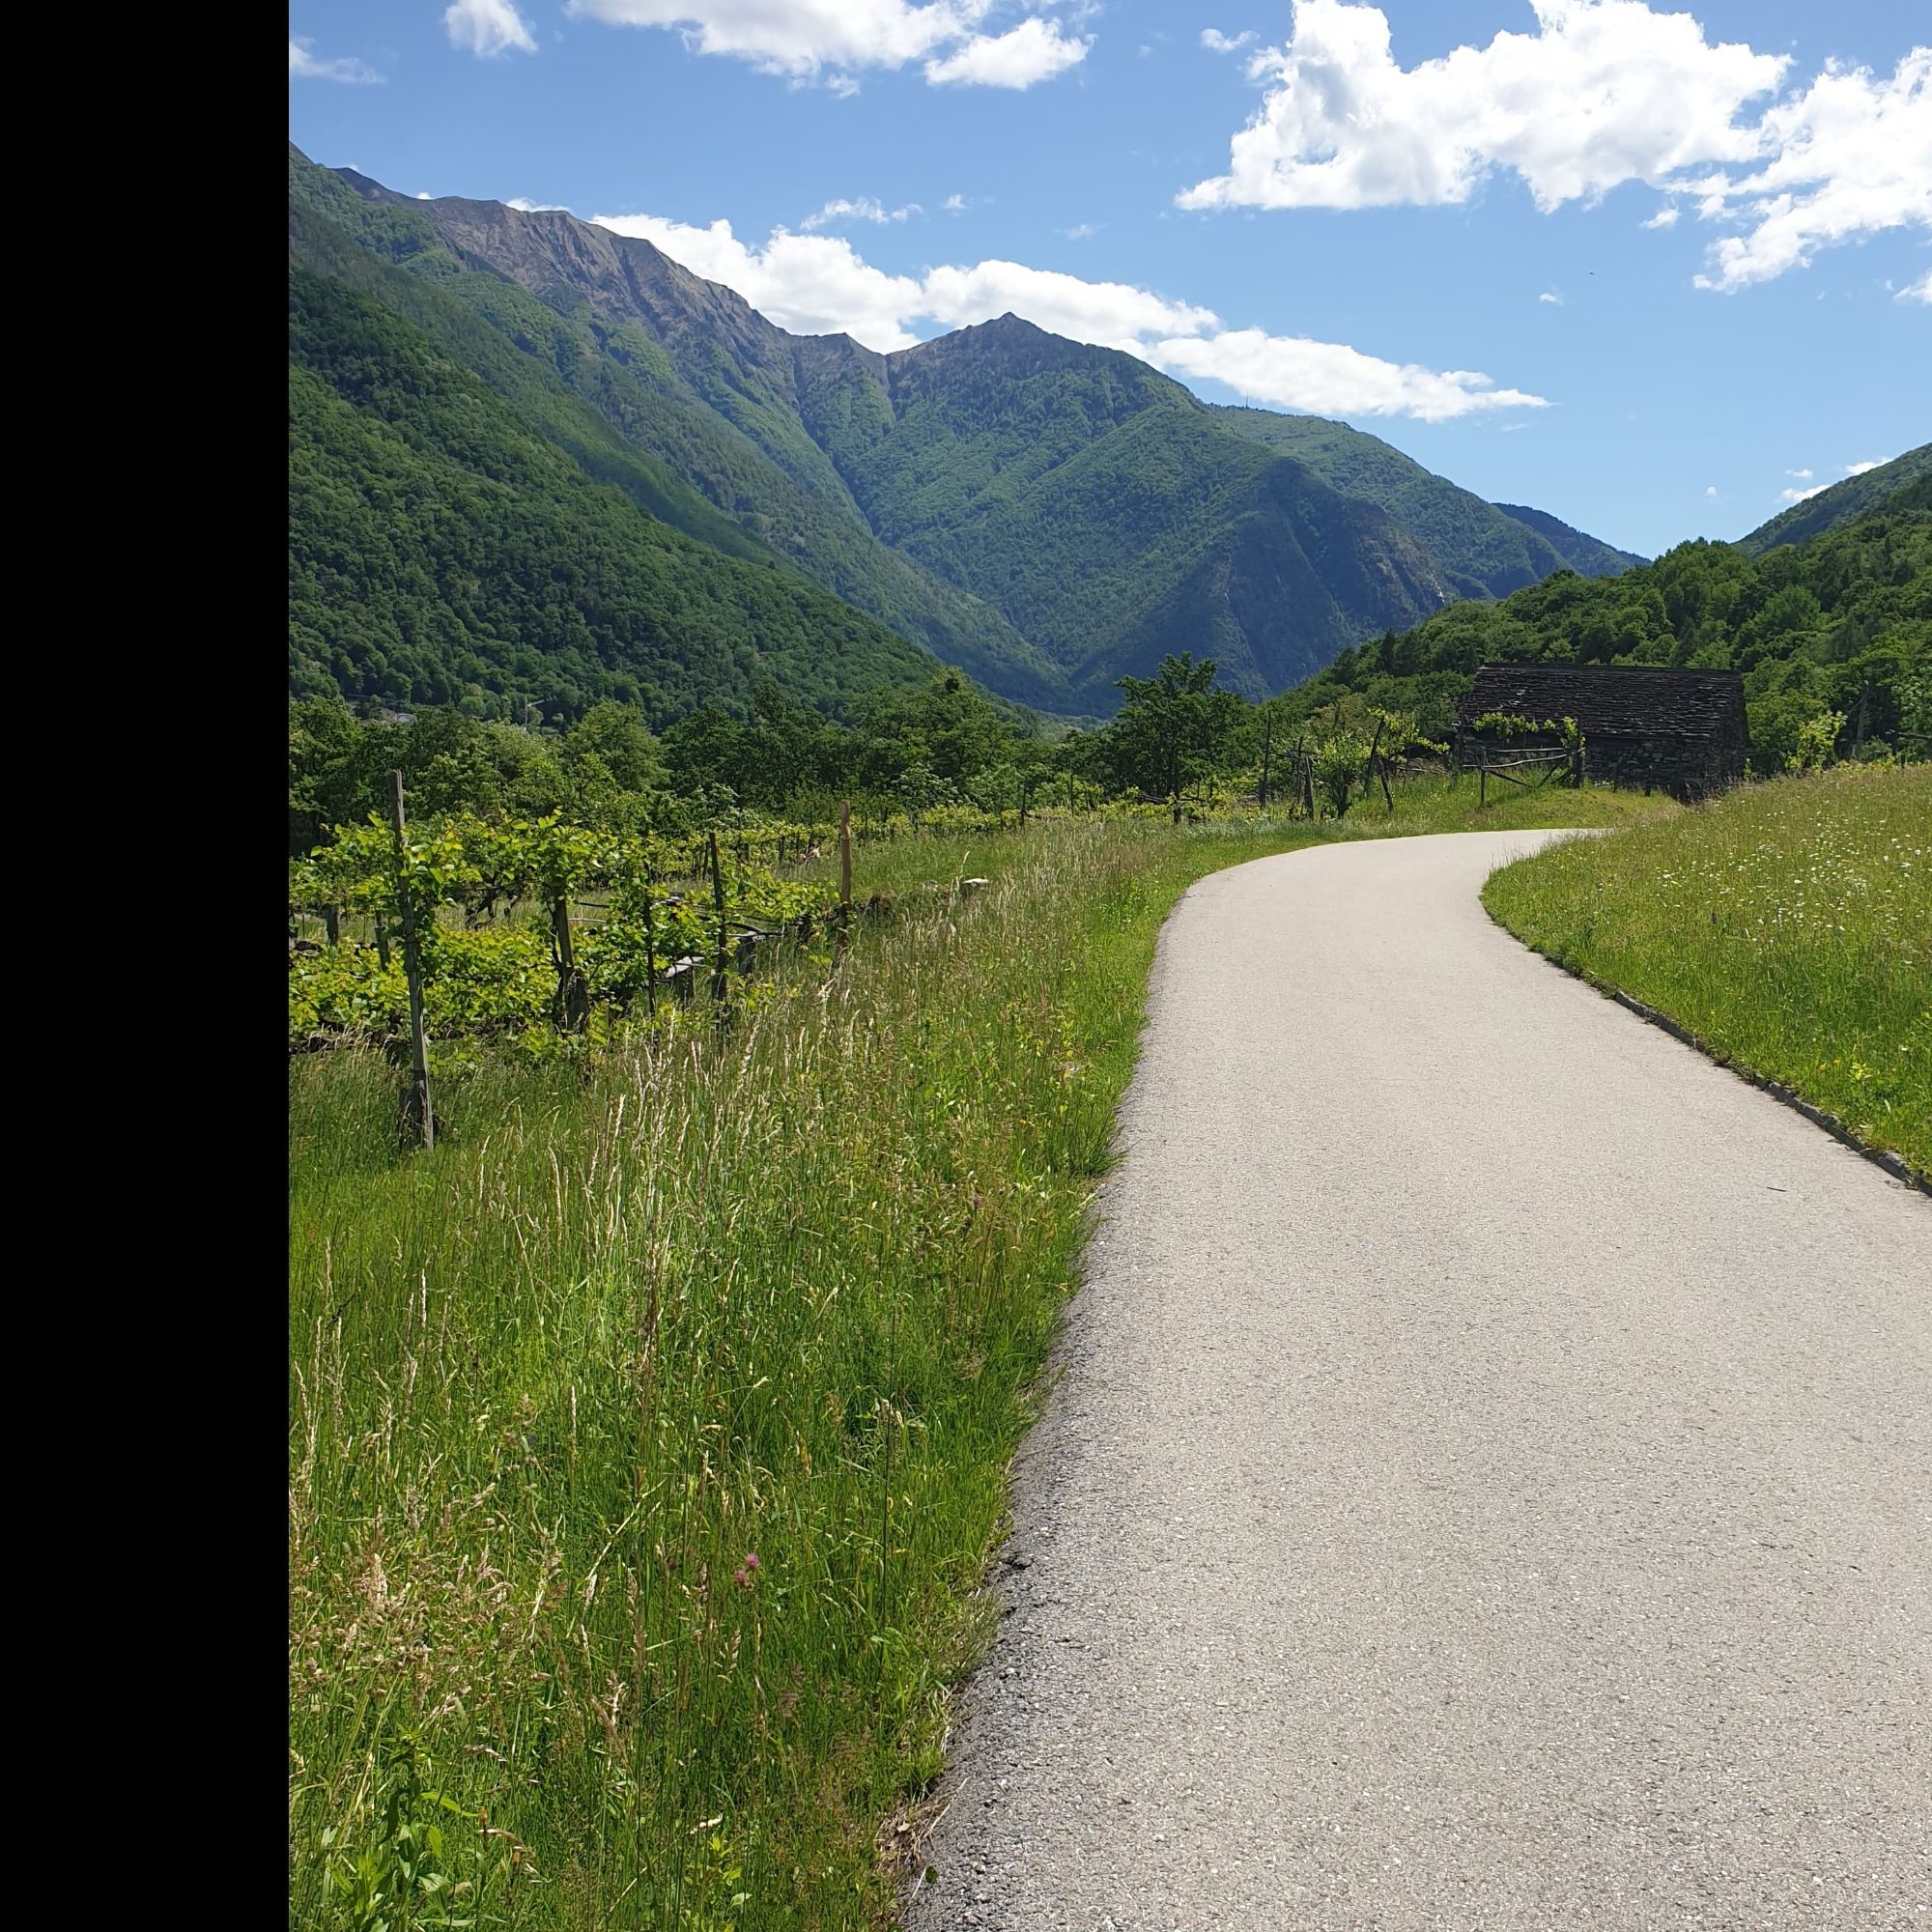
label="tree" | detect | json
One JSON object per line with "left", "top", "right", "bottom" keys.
{"left": 564, "top": 701, "right": 664, "bottom": 796}
{"left": 1112, "top": 653, "right": 1242, "bottom": 822}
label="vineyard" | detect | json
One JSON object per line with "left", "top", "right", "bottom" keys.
{"left": 288, "top": 717, "right": 1506, "bottom": 1073}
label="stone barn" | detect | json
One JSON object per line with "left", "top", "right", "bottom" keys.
{"left": 1454, "top": 665, "right": 1748, "bottom": 800}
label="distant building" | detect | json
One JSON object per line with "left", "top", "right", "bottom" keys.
{"left": 1454, "top": 665, "right": 1748, "bottom": 801}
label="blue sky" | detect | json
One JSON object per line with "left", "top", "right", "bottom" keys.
{"left": 291, "top": 1, "right": 1929, "bottom": 559}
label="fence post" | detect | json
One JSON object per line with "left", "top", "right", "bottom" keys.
{"left": 388, "top": 770, "right": 434, "bottom": 1152}
{"left": 642, "top": 864, "right": 658, "bottom": 1016}
{"left": 551, "top": 892, "right": 586, "bottom": 1033}
{"left": 322, "top": 903, "right": 340, "bottom": 947}
{"left": 708, "top": 830, "right": 728, "bottom": 1006}
{"left": 1478, "top": 747, "right": 1488, "bottom": 810}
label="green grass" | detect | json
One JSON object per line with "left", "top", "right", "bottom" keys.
{"left": 1484, "top": 764, "right": 1931, "bottom": 1178}
{"left": 289, "top": 781, "right": 1675, "bottom": 1931}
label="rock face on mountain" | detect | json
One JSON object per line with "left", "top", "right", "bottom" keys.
{"left": 293, "top": 145, "right": 1643, "bottom": 712}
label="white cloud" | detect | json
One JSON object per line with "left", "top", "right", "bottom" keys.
{"left": 1643, "top": 205, "right": 1680, "bottom": 228}
{"left": 589, "top": 206, "right": 1546, "bottom": 418}
{"left": 1776, "top": 483, "right": 1828, "bottom": 503}
{"left": 1842, "top": 457, "right": 1889, "bottom": 474}
{"left": 944, "top": 192, "right": 968, "bottom": 213}
{"left": 590, "top": 213, "right": 930, "bottom": 347}
{"left": 1898, "top": 267, "right": 1932, "bottom": 302}
{"left": 289, "top": 36, "right": 382, "bottom": 83}
{"left": 801, "top": 196, "right": 920, "bottom": 231}
{"left": 924, "top": 16, "right": 1090, "bottom": 88}
{"left": 1150, "top": 329, "right": 1546, "bottom": 421}
{"left": 1785, "top": 467, "right": 1813, "bottom": 479}
{"left": 507, "top": 196, "right": 573, "bottom": 213}
{"left": 1705, "top": 485, "right": 1719, "bottom": 498}
{"left": 571, "top": 2, "right": 1091, "bottom": 89}
{"left": 445, "top": 0, "right": 537, "bottom": 58}
{"left": 1065, "top": 221, "right": 1100, "bottom": 240}
{"left": 1690, "top": 49, "right": 1932, "bottom": 290}
{"left": 1538, "top": 289, "right": 1562, "bottom": 303}
{"left": 1179, "top": 2, "right": 1932, "bottom": 293}
{"left": 1202, "top": 28, "right": 1256, "bottom": 54}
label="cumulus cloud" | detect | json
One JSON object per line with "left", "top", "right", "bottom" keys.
{"left": 589, "top": 206, "right": 1546, "bottom": 418}
{"left": 290, "top": 36, "right": 382, "bottom": 82}
{"left": 1065, "top": 221, "right": 1100, "bottom": 240}
{"left": 507, "top": 196, "right": 573, "bottom": 212}
{"left": 1690, "top": 49, "right": 1932, "bottom": 290}
{"left": 1539, "top": 290, "right": 1562, "bottom": 303}
{"left": 1705, "top": 485, "right": 1719, "bottom": 498}
{"left": 1785, "top": 467, "right": 1813, "bottom": 479}
{"left": 1202, "top": 28, "right": 1256, "bottom": 54}
{"left": 1897, "top": 266, "right": 1932, "bottom": 302}
{"left": 590, "top": 213, "right": 930, "bottom": 346}
{"left": 446, "top": 0, "right": 538, "bottom": 57}
{"left": 1842, "top": 457, "right": 1889, "bottom": 474}
{"left": 944, "top": 192, "right": 968, "bottom": 213}
{"left": 1179, "top": 2, "right": 1931, "bottom": 293}
{"left": 925, "top": 16, "right": 1090, "bottom": 87}
{"left": 801, "top": 197, "right": 920, "bottom": 230}
{"left": 571, "top": 1, "right": 1091, "bottom": 89}
{"left": 1776, "top": 483, "right": 1828, "bottom": 503}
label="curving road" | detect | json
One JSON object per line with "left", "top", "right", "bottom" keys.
{"left": 906, "top": 831, "right": 1932, "bottom": 1932}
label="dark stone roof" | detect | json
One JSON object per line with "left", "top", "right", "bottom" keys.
{"left": 1456, "top": 665, "right": 1746, "bottom": 739}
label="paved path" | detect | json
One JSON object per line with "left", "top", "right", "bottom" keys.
{"left": 906, "top": 832, "right": 1931, "bottom": 1932}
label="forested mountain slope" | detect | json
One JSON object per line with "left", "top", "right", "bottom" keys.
{"left": 1738, "top": 444, "right": 1932, "bottom": 556}
{"left": 289, "top": 261, "right": 943, "bottom": 721}
{"left": 291, "top": 149, "right": 1069, "bottom": 709}
{"left": 1294, "top": 474, "right": 1930, "bottom": 774}
{"left": 1211, "top": 407, "right": 1643, "bottom": 595}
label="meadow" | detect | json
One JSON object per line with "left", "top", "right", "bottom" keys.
{"left": 290, "top": 780, "right": 1672, "bottom": 1930}
{"left": 1485, "top": 763, "right": 1931, "bottom": 1178}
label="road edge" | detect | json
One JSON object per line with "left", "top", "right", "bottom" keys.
{"left": 1489, "top": 908, "right": 1929, "bottom": 1197}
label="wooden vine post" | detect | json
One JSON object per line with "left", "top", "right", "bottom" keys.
{"left": 1365, "top": 716, "right": 1393, "bottom": 813}
{"left": 708, "top": 831, "right": 728, "bottom": 1005}
{"left": 835, "top": 800, "right": 854, "bottom": 963}
{"left": 641, "top": 863, "right": 658, "bottom": 1016}
{"left": 388, "top": 770, "right": 434, "bottom": 1151}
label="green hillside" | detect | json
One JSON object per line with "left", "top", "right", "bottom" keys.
{"left": 833, "top": 318, "right": 1463, "bottom": 701}
{"left": 290, "top": 148, "right": 1071, "bottom": 710}
{"left": 1212, "top": 406, "right": 1642, "bottom": 593}
{"left": 1293, "top": 474, "right": 1931, "bottom": 772}
{"left": 1738, "top": 444, "right": 1932, "bottom": 555}
{"left": 1492, "top": 501, "right": 1645, "bottom": 578}
{"left": 289, "top": 262, "right": 942, "bottom": 721}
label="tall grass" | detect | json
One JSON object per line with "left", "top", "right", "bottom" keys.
{"left": 1484, "top": 764, "right": 1931, "bottom": 1176}
{"left": 290, "top": 782, "right": 1674, "bottom": 1930}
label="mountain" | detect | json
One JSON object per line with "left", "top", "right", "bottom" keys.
{"left": 289, "top": 250, "right": 944, "bottom": 722}
{"left": 1294, "top": 474, "right": 1930, "bottom": 776}
{"left": 824, "top": 316, "right": 1466, "bottom": 700}
{"left": 293, "top": 149, "right": 1633, "bottom": 712}
{"left": 1738, "top": 445, "right": 1932, "bottom": 555}
{"left": 1490, "top": 503, "right": 1645, "bottom": 578}
{"left": 1212, "top": 408, "right": 1642, "bottom": 596}
{"left": 294, "top": 149, "right": 1074, "bottom": 711}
